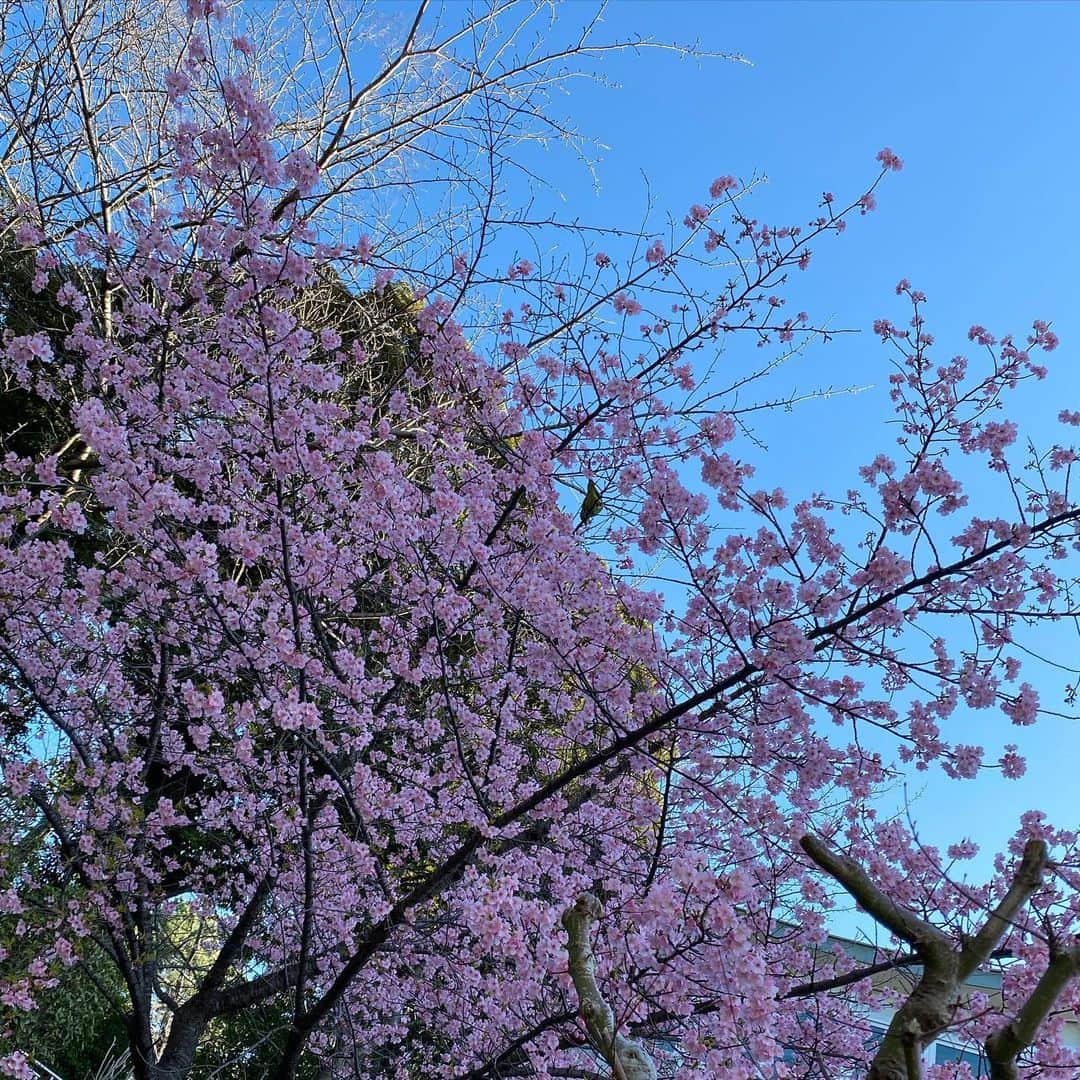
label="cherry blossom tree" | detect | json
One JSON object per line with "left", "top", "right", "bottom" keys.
{"left": 0, "top": 3, "right": 1078, "bottom": 1080}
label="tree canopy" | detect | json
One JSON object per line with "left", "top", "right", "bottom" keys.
{"left": 0, "top": 3, "right": 1078, "bottom": 1080}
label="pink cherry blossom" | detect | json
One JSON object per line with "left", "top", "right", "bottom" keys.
{"left": 709, "top": 175, "right": 738, "bottom": 197}
{"left": 0, "top": 14, "right": 1075, "bottom": 1080}
{"left": 876, "top": 146, "right": 904, "bottom": 171}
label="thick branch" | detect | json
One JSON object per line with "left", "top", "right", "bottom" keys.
{"left": 784, "top": 953, "right": 920, "bottom": 999}
{"left": 958, "top": 840, "right": 1047, "bottom": 979}
{"left": 563, "top": 893, "right": 656, "bottom": 1080}
{"left": 799, "top": 835, "right": 946, "bottom": 950}
{"left": 801, "top": 834, "right": 1067, "bottom": 1080}
{"left": 154, "top": 955, "right": 311, "bottom": 1080}
{"left": 985, "top": 945, "right": 1080, "bottom": 1080}
{"left": 496, "top": 506, "right": 1080, "bottom": 841}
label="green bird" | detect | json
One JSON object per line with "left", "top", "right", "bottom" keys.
{"left": 579, "top": 479, "right": 603, "bottom": 527}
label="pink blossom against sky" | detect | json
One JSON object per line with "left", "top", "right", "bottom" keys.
{"left": 477, "top": 0, "right": 1080, "bottom": 898}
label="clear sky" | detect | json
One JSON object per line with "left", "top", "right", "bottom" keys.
{"left": 500, "top": 1, "right": 1080, "bottom": 891}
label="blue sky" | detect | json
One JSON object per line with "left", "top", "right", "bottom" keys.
{"left": 500, "top": 1, "right": 1080, "bottom": 890}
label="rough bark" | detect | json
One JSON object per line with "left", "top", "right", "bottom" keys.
{"left": 801, "top": 835, "right": 1054, "bottom": 1080}
{"left": 985, "top": 944, "right": 1080, "bottom": 1080}
{"left": 563, "top": 893, "right": 657, "bottom": 1080}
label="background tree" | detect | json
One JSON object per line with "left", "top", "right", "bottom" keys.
{"left": 0, "top": 798, "right": 128, "bottom": 1078}
{"left": 1, "top": 4, "right": 1079, "bottom": 1080}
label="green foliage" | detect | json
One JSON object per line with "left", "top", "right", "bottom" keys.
{"left": 0, "top": 804, "right": 127, "bottom": 1078}
{"left": 10, "top": 952, "right": 128, "bottom": 1080}
{"left": 193, "top": 998, "right": 321, "bottom": 1080}
{"left": 0, "top": 232, "right": 98, "bottom": 456}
